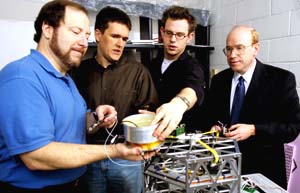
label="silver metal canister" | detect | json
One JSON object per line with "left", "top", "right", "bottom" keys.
{"left": 122, "top": 114, "right": 162, "bottom": 151}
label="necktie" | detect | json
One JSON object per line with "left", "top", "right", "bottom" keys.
{"left": 230, "top": 76, "right": 245, "bottom": 125}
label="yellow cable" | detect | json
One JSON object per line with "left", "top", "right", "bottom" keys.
{"left": 201, "top": 130, "right": 218, "bottom": 135}
{"left": 166, "top": 131, "right": 220, "bottom": 164}
{"left": 166, "top": 135, "right": 178, "bottom": 139}
{"left": 196, "top": 139, "right": 219, "bottom": 164}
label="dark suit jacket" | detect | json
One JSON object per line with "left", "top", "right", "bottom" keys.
{"left": 202, "top": 59, "right": 300, "bottom": 188}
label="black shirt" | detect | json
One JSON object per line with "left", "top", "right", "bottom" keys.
{"left": 149, "top": 50, "right": 205, "bottom": 131}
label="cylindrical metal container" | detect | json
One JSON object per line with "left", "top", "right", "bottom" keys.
{"left": 122, "top": 114, "right": 161, "bottom": 151}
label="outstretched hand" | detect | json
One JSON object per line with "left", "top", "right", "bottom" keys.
{"left": 113, "top": 143, "right": 157, "bottom": 161}
{"left": 140, "top": 98, "right": 186, "bottom": 141}
{"left": 152, "top": 103, "right": 185, "bottom": 140}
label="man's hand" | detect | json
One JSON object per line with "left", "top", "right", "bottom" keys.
{"left": 112, "top": 143, "right": 157, "bottom": 161}
{"left": 139, "top": 88, "right": 197, "bottom": 141}
{"left": 224, "top": 124, "right": 255, "bottom": 141}
{"left": 95, "top": 105, "right": 117, "bottom": 128}
{"left": 151, "top": 97, "right": 187, "bottom": 141}
{"left": 211, "top": 125, "right": 222, "bottom": 132}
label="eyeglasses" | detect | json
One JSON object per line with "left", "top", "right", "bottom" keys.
{"left": 223, "top": 44, "right": 253, "bottom": 56}
{"left": 163, "top": 30, "right": 187, "bottom": 40}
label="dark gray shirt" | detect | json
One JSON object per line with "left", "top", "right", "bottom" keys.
{"left": 72, "top": 51, "right": 159, "bottom": 143}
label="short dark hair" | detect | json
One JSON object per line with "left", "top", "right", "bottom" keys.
{"left": 94, "top": 6, "right": 131, "bottom": 33}
{"left": 161, "top": 6, "right": 197, "bottom": 34}
{"left": 33, "top": 0, "right": 88, "bottom": 43}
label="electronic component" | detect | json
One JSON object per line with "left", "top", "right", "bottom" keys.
{"left": 217, "top": 120, "right": 228, "bottom": 134}
{"left": 171, "top": 123, "right": 186, "bottom": 137}
{"left": 241, "top": 174, "right": 288, "bottom": 193}
{"left": 87, "top": 119, "right": 103, "bottom": 134}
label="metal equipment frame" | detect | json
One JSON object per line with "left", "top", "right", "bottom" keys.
{"left": 143, "top": 135, "right": 242, "bottom": 193}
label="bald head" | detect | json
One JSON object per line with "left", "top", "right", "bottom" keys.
{"left": 225, "top": 25, "right": 260, "bottom": 74}
{"left": 227, "top": 25, "right": 259, "bottom": 45}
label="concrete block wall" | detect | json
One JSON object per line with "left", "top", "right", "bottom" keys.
{"left": 210, "top": 0, "right": 300, "bottom": 96}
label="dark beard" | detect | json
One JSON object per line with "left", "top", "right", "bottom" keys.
{"left": 49, "top": 31, "right": 77, "bottom": 71}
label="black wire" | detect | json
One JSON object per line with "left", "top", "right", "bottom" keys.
{"left": 121, "top": 120, "right": 139, "bottom": 127}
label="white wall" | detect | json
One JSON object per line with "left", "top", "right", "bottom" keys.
{"left": 210, "top": 0, "right": 300, "bottom": 96}
{"left": 0, "top": 0, "right": 142, "bottom": 69}
{"left": 0, "top": 0, "right": 45, "bottom": 69}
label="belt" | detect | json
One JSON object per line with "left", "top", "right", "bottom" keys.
{"left": 0, "top": 177, "right": 85, "bottom": 193}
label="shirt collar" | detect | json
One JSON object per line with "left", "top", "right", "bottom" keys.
{"left": 30, "top": 49, "right": 67, "bottom": 79}
{"left": 93, "top": 57, "right": 119, "bottom": 70}
{"left": 233, "top": 59, "right": 256, "bottom": 84}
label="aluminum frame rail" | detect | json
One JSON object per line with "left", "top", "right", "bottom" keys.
{"left": 143, "top": 135, "right": 242, "bottom": 193}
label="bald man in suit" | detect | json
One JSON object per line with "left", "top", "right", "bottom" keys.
{"left": 201, "top": 25, "right": 300, "bottom": 189}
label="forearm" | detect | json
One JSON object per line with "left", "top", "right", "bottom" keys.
{"left": 174, "top": 87, "right": 197, "bottom": 110}
{"left": 20, "top": 142, "right": 118, "bottom": 170}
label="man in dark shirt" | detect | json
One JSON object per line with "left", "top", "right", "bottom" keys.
{"left": 72, "top": 6, "right": 158, "bottom": 193}
{"left": 145, "top": 6, "right": 205, "bottom": 137}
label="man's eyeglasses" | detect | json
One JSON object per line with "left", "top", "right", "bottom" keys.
{"left": 163, "top": 30, "right": 187, "bottom": 40}
{"left": 223, "top": 44, "right": 253, "bottom": 56}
